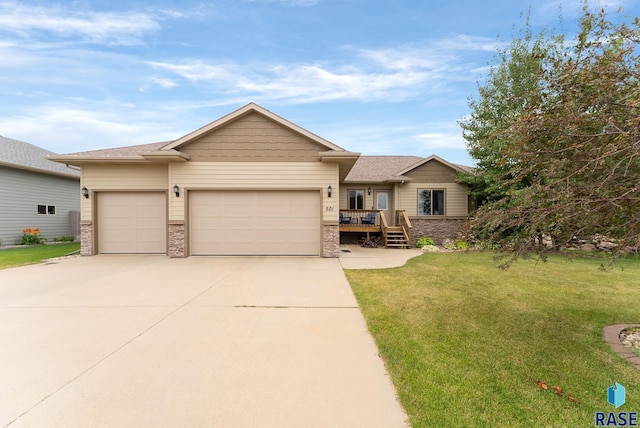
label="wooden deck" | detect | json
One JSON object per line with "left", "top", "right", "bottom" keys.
{"left": 339, "top": 209, "right": 412, "bottom": 248}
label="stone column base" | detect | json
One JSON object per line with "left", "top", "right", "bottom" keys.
{"left": 168, "top": 222, "right": 186, "bottom": 258}
{"left": 322, "top": 224, "right": 340, "bottom": 258}
{"left": 80, "top": 222, "right": 93, "bottom": 256}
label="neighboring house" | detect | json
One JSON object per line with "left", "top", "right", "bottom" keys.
{"left": 49, "top": 103, "right": 473, "bottom": 258}
{"left": 0, "top": 136, "right": 81, "bottom": 246}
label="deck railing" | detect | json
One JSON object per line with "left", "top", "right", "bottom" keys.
{"left": 396, "top": 210, "right": 413, "bottom": 246}
{"left": 339, "top": 209, "right": 382, "bottom": 230}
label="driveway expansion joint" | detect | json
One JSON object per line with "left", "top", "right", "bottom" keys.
{"left": 234, "top": 305, "right": 359, "bottom": 309}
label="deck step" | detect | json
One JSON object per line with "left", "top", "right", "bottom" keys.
{"left": 384, "top": 228, "right": 410, "bottom": 249}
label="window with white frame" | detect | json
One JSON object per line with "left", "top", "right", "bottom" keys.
{"left": 418, "top": 189, "right": 445, "bottom": 216}
{"left": 37, "top": 204, "right": 56, "bottom": 215}
{"left": 348, "top": 190, "right": 365, "bottom": 210}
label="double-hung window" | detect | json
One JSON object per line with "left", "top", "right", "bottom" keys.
{"left": 348, "top": 190, "right": 364, "bottom": 210}
{"left": 418, "top": 189, "right": 445, "bottom": 216}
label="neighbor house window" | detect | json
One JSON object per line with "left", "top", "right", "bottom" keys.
{"left": 418, "top": 189, "right": 445, "bottom": 216}
{"left": 37, "top": 204, "right": 56, "bottom": 215}
{"left": 348, "top": 190, "right": 365, "bottom": 210}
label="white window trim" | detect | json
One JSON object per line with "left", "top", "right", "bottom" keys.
{"left": 37, "top": 204, "right": 57, "bottom": 215}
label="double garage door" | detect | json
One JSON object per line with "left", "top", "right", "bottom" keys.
{"left": 97, "top": 190, "right": 320, "bottom": 256}
{"left": 190, "top": 190, "right": 320, "bottom": 256}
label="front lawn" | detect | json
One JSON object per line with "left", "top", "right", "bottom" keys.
{"left": 345, "top": 252, "right": 640, "bottom": 427}
{"left": 0, "top": 243, "right": 80, "bottom": 269}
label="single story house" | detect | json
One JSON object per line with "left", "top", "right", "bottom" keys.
{"left": 49, "top": 103, "right": 473, "bottom": 258}
{"left": 0, "top": 136, "right": 81, "bottom": 246}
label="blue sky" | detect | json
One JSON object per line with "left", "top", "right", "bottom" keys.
{"left": 0, "top": 0, "right": 637, "bottom": 165}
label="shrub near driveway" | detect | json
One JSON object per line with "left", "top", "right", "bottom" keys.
{"left": 0, "top": 243, "right": 80, "bottom": 269}
{"left": 345, "top": 252, "right": 640, "bottom": 427}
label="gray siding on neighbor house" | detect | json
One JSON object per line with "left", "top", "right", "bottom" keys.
{"left": 0, "top": 166, "right": 80, "bottom": 245}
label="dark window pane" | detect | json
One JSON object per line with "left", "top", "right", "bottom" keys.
{"left": 349, "top": 190, "right": 365, "bottom": 209}
{"left": 37, "top": 205, "right": 46, "bottom": 215}
{"left": 433, "top": 191, "right": 445, "bottom": 215}
{"left": 349, "top": 191, "right": 356, "bottom": 209}
{"left": 47, "top": 205, "right": 56, "bottom": 215}
{"left": 356, "top": 192, "right": 364, "bottom": 209}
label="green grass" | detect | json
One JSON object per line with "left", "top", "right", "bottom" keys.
{"left": 0, "top": 243, "right": 80, "bottom": 269}
{"left": 345, "top": 251, "right": 640, "bottom": 427}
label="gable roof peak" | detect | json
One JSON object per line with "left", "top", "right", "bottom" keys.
{"left": 162, "top": 102, "right": 346, "bottom": 152}
{"left": 394, "top": 154, "right": 470, "bottom": 176}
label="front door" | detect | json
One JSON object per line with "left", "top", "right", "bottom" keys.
{"left": 375, "top": 190, "right": 392, "bottom": 225}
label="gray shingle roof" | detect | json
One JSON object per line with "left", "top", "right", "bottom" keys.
{"left": 0, "top": 135, "right": 80, "bottom": 178}
{"left": 344, "top": 156, "right": 423, "bottom": 182}
{"left": 60, "top": 142, "right": 168, "bottom": 157}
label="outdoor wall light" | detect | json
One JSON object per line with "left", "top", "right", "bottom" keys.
{"left": 368, "top": 187, "right": 372, "bottom": 195}
{"left": 327, "top": 185, "right": 332, "bottom": 198}
{"left": 81, "top": 187, "right": 89, "bottom": 199}
{"left": 173, "top": 184, "right": 180, "bottom": 198}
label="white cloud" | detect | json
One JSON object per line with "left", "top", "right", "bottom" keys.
{"left": 412, "top": 122, "right": 467, "bottom": 150}
{"left": 148, "top": 60, "right": 431, "bottom": 103}
{"left": 0, "top": 2, "right": 202, "bottom": 46}
{"left": 0, "top": 104, "right": 182, "bottom": 153}
{"left": 147, "top": 35, "right": 496, "bottom": 105}
{"left": 139, "top": 77, "right": 179, "bottom": 92}
{"left": 413, "top": 132, "right": 466, "bottom": 150}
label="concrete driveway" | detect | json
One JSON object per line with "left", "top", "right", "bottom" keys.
{"left": 0, "top": 255, "right": 408, "bottom": 428}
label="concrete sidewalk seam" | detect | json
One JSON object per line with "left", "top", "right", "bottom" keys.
{"left": 234, "top": 305, "right": 359, "bottom": 309}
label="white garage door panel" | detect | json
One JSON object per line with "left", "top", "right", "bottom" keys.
{"left": 98, "top": 192, "right": 167, "bottom": 254}
{"left": 190, "top": 191, "right": 320, "bottom": 256}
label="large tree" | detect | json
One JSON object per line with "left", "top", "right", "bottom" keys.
{"left": 458, "top": 22, "right": 557, "bottom": 204}
{"left": 461, "top": 5, "right": 640, "bottom": 264}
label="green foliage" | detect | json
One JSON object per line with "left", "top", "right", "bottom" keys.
{"left": 454, "top": 239, "right": 469, "bottom": 250}
{"left": 53, "top": 236, "right": 75, "bottom": 242}
{"left": 459, "top": 19, "right": 557, "bottom": 205}
{"left": 18, "top": 228, "right": 45, "bottom": 245}
{"left": 346, "top": 252, "right": 640, "bottom": 427}
{"left": 0, "top": 243, "right": 80, "bottom": 269}
{"left": 461, "top": 3, "right": 640, "bottom": 263}
{"left": 416, "top": 237, "right": 435, "bottom": 248}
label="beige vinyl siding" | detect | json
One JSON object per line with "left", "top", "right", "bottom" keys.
{"left": 179, "top": 112, "right": 325, "bottom": 162}
{"left": 403, "top": 160, "right": 459, "bottom": 183}
{"left": 170, "top": 162, "right": 338, "bottom": 222}
{"left": 397, "top": 183, "right": 468, "bottom": 217}
{"left": 338, "top": 184, "right": 392, "bottom": 211}
{"left": 81, "top": 164, "right": 168, "bottom": 221}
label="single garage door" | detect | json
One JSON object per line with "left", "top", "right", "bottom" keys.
{"left": 190, "top": 190, "right": 320, "bottom": 256}
{"left": 97, "top": 192, "right": 167, "bottom": 254}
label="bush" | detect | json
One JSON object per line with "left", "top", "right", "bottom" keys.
{"left": 416, "top": 237, "right": 436, "bottom": 248}
{"left": 53, "top": 236, "right": 75, "bottom": 242}
{"left": 455, "top": 239, "right": 469, "bottom": 250}
{"left": 18, "top": 228, "right": 45, "bottom": 245}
